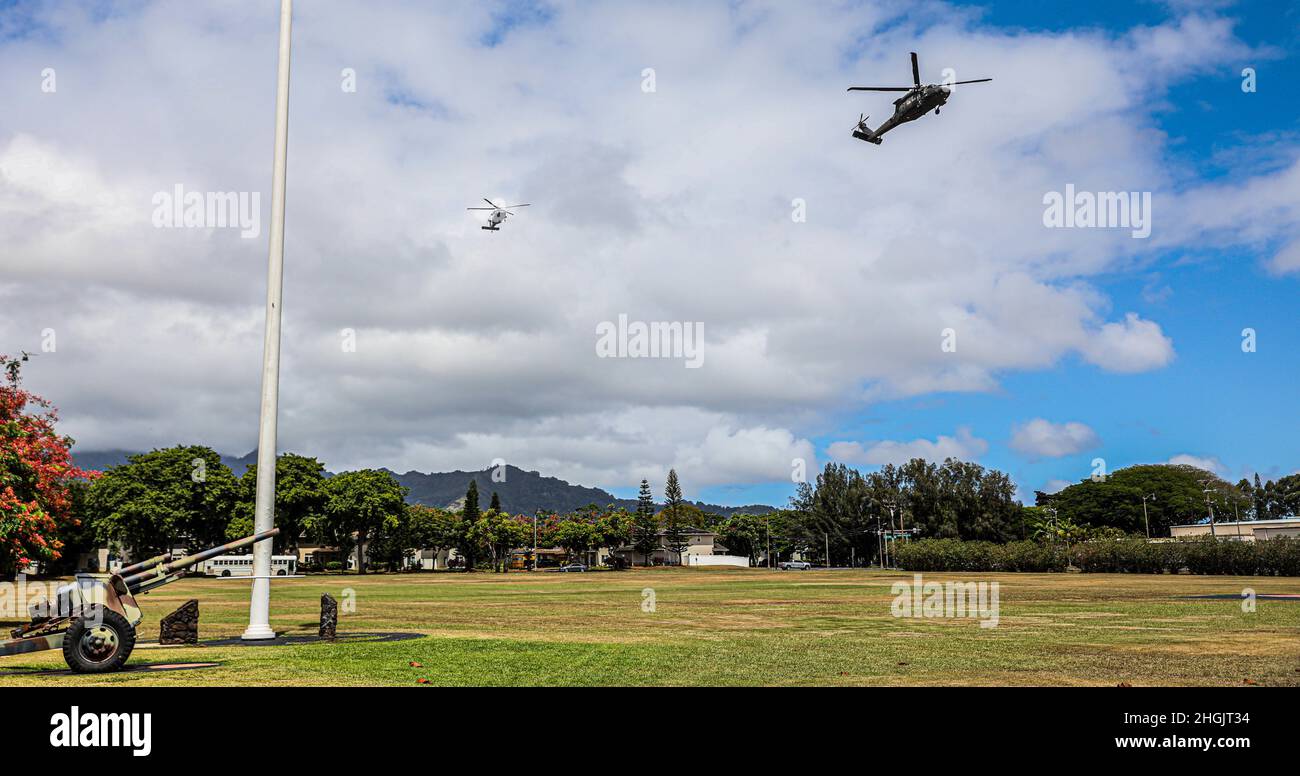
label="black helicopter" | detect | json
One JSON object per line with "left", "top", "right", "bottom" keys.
{"left": 848, "top": 52, "right": 992, "bottom": 144}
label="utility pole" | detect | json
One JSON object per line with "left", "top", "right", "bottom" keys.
{"left": 1141, "top": 493, "right": 1156, "bottom": 539}
{"left": 1201, "top": 481, "right": 1217, "bottom": 538}
{"left": 876, "top": 513, "right": 884, "bottom": 569}
{"left": 824, "top": 532, "right": 830, "bottom": 569}
{"left": 243, "top": 0, "right": 293, "bottom": 642}
{"left": 884, "top": 500, "right": 898, "bottom": 570}
{"left": 765, "top": 515, "right": 771, "bottom": 569}
{"left": 533, "top": 511, "right": 538, "bottom": 571}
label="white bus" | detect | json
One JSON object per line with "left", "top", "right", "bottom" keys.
{"left": 202, "top": 555, "right": 298, "bottom": 577}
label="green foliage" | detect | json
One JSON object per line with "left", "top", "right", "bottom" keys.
{"left": 898, "top": 536, "right": 1300, "bottom": 576}
{"left": 470, "top": 509, "right": 531, "bottom": 572}
{"left": 661, "top": 469, "right": 689, "bottom": 563}
{"left": 309, "top": 469, "right": 407, "bottom": 574}
{"left": 1024, "top": 508, "right": 1087, "bottom": 544}
{"left": 631, "top": 479, "right": 659, "bottom": 565}
{"left": 1236, "top": 473, "right": 1300, "bottom": 520}
{"left": 87, "top": 446, "right": 237, "bottom": 556}
{"left": 717, "top": 513, "right": 766, "bottom": 563}
{"left": 45, "top": 479, "right": 98, "bottom": 574}
{"left": 898, "top": 459, "right": 1021, "bottom": 542}
{"left": 464, "top": 480, "right": 481, "bottom": 523}
{"left": 226, "top": 453, "right": 327, "bottom": 552}
{"left": 1041, "top": 464, "right": 1247, "bottom": 537}
{"left": 594, "top": 508, "right": 633, "bottom": 558}
{"left": 763, "top": 509, "right": 811, "bottom": 563}
{"left": 786, "top": 459, "right": 1023, "bottom": 566}
{"left": 1, "top": 353, "right": 99, "bottom": 577}
{"left": 552, "top": 518, "right": 597, "bottom": 561}
{"left": 895, "top": 539, "right": 1067, "bottom": 573}
{"left": 366, "top": 503, "right": 458, "bottom": 572}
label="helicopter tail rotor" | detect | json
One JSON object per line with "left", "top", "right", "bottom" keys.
{"left": 851, "top": 117, "right": 881, "bottom": 145}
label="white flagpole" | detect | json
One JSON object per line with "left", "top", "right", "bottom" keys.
{"left": 243, "top": 0, "right": 293, "bottom": 641}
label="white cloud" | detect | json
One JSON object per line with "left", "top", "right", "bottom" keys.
{"left": 829, "top": 427, "right": 988, "bottom": 466}
{"left": 1010, "top": 419, "right": 1101, "bottom": 459}
{"left": 1042, "top": 478, "right": 1075, "bottom": 495}
{"left": 1076, "top": 314, "right": 1176, "bottom": 373}
{"left": 0, "top": 1, "right": 1289, "bottom": 496}
{"left": 1167, "top": 454, "right": 1227, "bottom": 475}
{"left": 1268, "top": 240, "right": 1300, "bottom": 276}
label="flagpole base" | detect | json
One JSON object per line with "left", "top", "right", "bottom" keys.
{"left": 241, "top": 624, "right": 277, "bottom": 641}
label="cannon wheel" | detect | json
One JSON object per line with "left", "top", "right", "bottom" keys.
{"left": 62, "top": 606, "right": 136, "bottom": 673}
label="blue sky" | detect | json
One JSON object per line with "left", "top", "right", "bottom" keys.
{"left": 2, "top": 0, "right": 1297, "bottom": 511}
{"left": 682, "top": 0, "right": 1300, "bottom": 508}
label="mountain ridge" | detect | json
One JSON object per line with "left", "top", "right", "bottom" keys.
{"left": 71, "top": 450, "right": 777, "bottom": 516}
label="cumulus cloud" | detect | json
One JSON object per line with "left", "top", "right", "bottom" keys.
{"left": 0, "top": 0, "right": 1290, "bottom": 497}
{"left": 1042, "top": 478, "right": 1076, "bottom": 495}
{"left": 1268, "top": 240, "right": 1300, "bottom": 276}
{"left": 1077, "top": 314, "right": 1176, "bottom": 373}
{"left": 1010, "top": 419, "right": 1101, "bottom": 459}
{"left": 829, "top": 427, "right": 988, "bottom": 466}
{"left": 1167, "top": 454, "right": 1227, "bottom": 475}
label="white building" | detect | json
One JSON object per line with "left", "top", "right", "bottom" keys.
{"left": 1169, "top": 518, "right": 1300, "bottom": 542}
{"left": 610, "top": 528, "right": 727, "bottom": 566}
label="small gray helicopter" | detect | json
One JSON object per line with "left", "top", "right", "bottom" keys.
{"left": 467, "top": 199, "right": 531, "bottom": 231}
{"left": 848, "top": 53, "right": 992, "bottom": 145}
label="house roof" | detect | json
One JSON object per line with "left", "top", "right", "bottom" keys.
{"left": 1171, "top": 518, "right": 1300, "bottom": 529}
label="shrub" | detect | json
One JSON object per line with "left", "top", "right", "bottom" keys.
{"left": 896, "top": 536, "right": 1300, "bottom": 576}
{"left": 895, "top": 539, "right": 1065, "bottom": 573}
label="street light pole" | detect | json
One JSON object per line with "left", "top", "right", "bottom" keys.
{"left": 765, "top": 515, "right": 771, "bottom": 569}
{"left": 243, "top": 0, "right": 293, "bottom": 641}
{"left": 1201, "top": 483, "right": 1217, "bottom": 538}
{"left": 1141, "top": 493, "right": 1155, "bottom": 539}
{"left": 885, "top": 501, "right": 897, "bottom": 570}
{"left": 876, "top": 513, "right": 883, "bottom": 569}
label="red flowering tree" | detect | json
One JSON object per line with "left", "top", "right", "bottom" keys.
{"left": 0, "top": 354, "right": 97, "bottom": 579}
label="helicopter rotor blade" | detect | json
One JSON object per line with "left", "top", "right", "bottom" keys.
{"left": 948, "top": 78, "right": 993, "bottom": 85}
{"left": 502, "top": 204, "right": 531, "bottom": 209}
{"left": 483, "top": 198, "right": 502, "bottom": 209}
{"left": 911, "top": 52, "right": 921, "bottom": 87}
{"left": 847, "top": 87, "right": 912, "bottom": 92}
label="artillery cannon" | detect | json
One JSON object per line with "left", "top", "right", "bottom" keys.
{"left": 0, "top": 529, "right": 279, "bottom": 673}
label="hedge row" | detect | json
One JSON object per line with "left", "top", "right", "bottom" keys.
{"left": 893, "top": 539, "right": 1067, "bottom": 573}
{"left": 894, "top": 537, "right": 1300, "bottom": 576}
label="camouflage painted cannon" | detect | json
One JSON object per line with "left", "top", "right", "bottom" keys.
{"left": 0, "top": 529, "right": 279, "bottom": 673}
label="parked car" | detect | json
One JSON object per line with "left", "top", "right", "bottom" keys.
{"left": 778, "top": 561, "right": 813, "bottom": 571}
{"left": 557, "top": 564, "right": 588, "bottom": 573}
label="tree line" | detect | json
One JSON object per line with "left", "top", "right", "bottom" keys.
{"left": 786, "top": 459, "right": 1300, "bottom": 567}
{"left": 33, "top": 437, "right": 733, "bottom": 574}
{"left": 5, "top": 354, "right": 1296, "bottom": 578}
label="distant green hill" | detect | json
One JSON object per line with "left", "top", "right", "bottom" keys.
{"left": 72, "top": 451, "right": 776, "bottom": 517}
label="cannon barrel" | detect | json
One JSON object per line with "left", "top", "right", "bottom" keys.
{"left": 116, "top": 552, "right": 171, "bottom": 578}
{"left": 121, "top": 529, "right": 280, "bottom": 590}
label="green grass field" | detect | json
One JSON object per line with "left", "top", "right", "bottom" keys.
{"left": 2, "top": 569, "right": 1298, "bottom": 686}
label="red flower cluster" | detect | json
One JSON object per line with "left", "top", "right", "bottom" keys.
{"left": 0, "top": 355, "right": 99, "bottom": 574}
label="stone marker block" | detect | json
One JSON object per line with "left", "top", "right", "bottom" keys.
{"left": 160, "top": 599, "right": 199, "bottom": 645}
{"left": 320, "top": 593, "right": 338, "bottom": 640}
